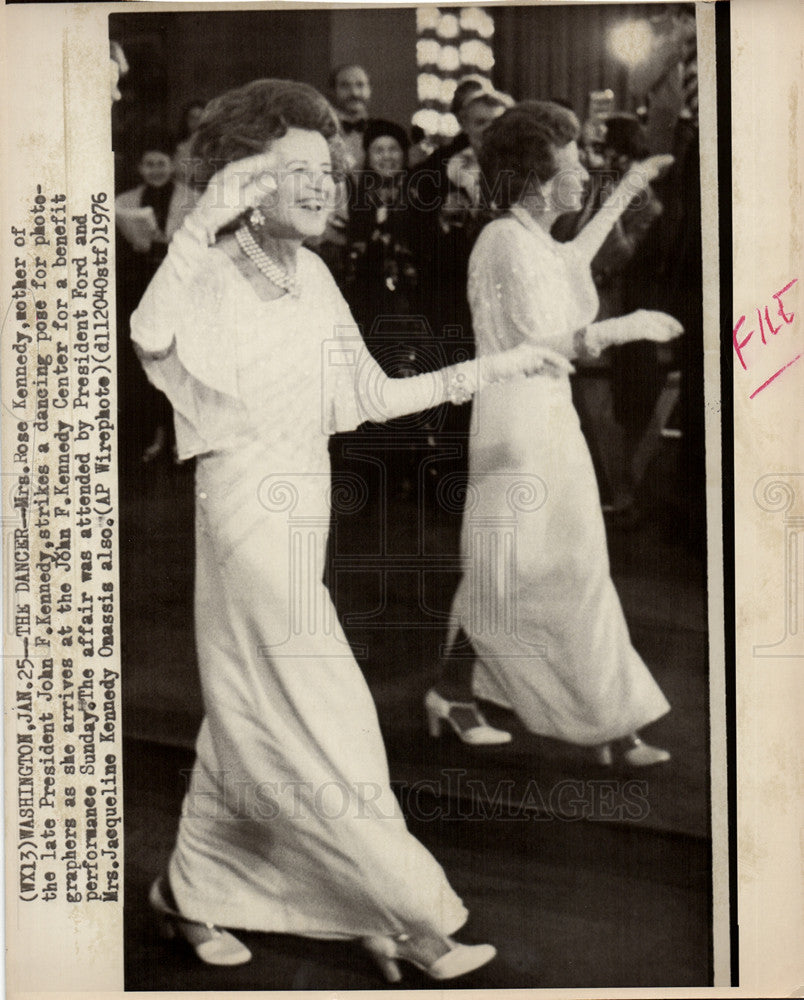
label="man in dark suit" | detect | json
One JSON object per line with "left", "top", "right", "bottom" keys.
{"left": 329, "top": 63, "right": 373, "bottom": 171}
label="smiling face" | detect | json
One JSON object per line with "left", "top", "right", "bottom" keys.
{"left": 138, "top": 151, "right": 174, "bottom": 188}
{"left": 257, "top": 127, "right": 337, "bottom": 241}
{"left": 333, "top": 66, "right": 371, "bottom": 121}
{"left": 367, "top": 136, "right": 405, "bottom": 178}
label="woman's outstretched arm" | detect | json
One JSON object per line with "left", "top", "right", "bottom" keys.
{"left": 328, "top": 318, "right": 573, "bottom": 435}
{"left": 572, "top": 154, "right": 674, "bottom": 263}
{"left": 365, "top": 341, "right": 572, "bottom": 422}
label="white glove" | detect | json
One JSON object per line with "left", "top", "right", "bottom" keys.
{"left": 583, "top": 310, "right": 684, "bottom": 356}
{"left": 187, "top": 152, "right": 282, "bottom": 242}
{"left": 623, "top": 154, "right": 675, "bottom": 200}
{"left": 635, "top": 153, "right": 675, "bottom": 183}
{"left": 478, "top": 342, "right": 575, "bottom": 385}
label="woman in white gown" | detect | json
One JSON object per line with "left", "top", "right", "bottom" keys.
{"left": 426, "top": 102, "right": 683, "bottom": 766}
{"left": 131, "top": 80, "right": 570, "bottom": 981}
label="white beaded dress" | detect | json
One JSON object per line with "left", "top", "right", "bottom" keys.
{"left": 131, "top": 221, "right": 468, "bottom": 939}
{"left": 451, "top": 205, "right": 670, "bottom": 745}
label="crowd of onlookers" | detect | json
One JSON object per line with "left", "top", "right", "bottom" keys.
{"left": 113, "top": 53, "right": 703, "bottom": 545}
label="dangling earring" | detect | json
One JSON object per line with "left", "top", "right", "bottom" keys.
{"left": 250, "top": 207, "right": 266, "bottom": 229}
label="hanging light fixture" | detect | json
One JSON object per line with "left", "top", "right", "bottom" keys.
{"left": 416, "top": 38, "right": 441, "bottom": 67}
{"left": 608, "top": 19, "right": 655, "bottom": 68}
{"left": 412, "top": 107, "right": 442, "bottom": 135}
{"left": 417, "top": 73, "right": 442, "bottom": 102}
{"left": 415, "top": 6, "right": 497, "bottom": 139}
{"left": 416, "top": 7, "right": 441, "bottom": 32}
{"left": 437, "top": 45, "right": 461, "bottom": 73}
{"left": 435, "top": 12, "right": 460, "bottom": 40}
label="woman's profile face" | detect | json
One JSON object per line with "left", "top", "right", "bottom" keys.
{"left": 367, "top": 136, "right": 404, "bottom": 178}
{"left": 461, "top": 100, "right": 506, "bottom": 154}
{"left": 258, "top": 127, "right": 337, "bottom": 241}
{"left": 540, "top": 140, "right": 588, "bottom": 214}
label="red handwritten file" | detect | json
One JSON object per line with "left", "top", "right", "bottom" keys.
{"left": 733, "top": 279, "right": 799, "bottom": 398}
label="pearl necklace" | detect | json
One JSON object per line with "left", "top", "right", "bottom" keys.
{"left": 235, "top": 224, "right": 300, "bottom": 298}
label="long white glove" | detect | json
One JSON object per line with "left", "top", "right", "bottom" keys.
{"left": 478, "top": 341, "right": 574, "bottom": 386}
{"left": 573, "top": 154, "right": 675, "bottom": 262}
{"left": 350, "top": 342, "right": 574, "bottom": 428}
{"left": 578, "top": 310, "right": 684, "bottom": 357}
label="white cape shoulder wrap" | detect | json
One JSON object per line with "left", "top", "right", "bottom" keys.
{"left": 130, "top": 219, "right": 239, "bottom": 398}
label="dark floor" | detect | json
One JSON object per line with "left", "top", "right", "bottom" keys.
{"left": 120, "top": 428, "right": 713, "bottom": 989}
{"left": 124, "top": 737, "right": 712, "bottom": 990}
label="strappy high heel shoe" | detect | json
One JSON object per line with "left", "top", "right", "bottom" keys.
{"left": 424, "top": 688, "right": 512, "bottom": 745}
{"left": 362, "top": 933, "right": 496, "bottom": 982}
{"left": 595, "top": 733, "right": 671, "bottom": 767}
{"left": 149, "top": 876, "right": 252, "bottom": 966}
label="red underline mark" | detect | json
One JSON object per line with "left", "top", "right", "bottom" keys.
{"left": 749, "top": 353, "right": 802, "bottom": 399}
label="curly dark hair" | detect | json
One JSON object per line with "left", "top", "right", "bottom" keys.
{"left": 478, "top": 100, "right": 580, "bottom": 210}
{"left": 189, "top": 78, "right": 347, "bottom": 191}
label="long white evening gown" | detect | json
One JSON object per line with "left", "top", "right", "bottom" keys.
{"left": 451, "top": 205, "right": 670, "bottom": 746}
{"left": 131, "top": 221, "right": 468, "bottom": 939}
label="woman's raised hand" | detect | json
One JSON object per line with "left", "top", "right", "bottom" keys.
{"left": 593, "top": 310, "right": 684, "bottom": 349}
{"left": 630, "top": 153, "right": 675, "bottom": 186}
{"left": 480, "top": 342, "right": 574, "bottom": 384}
{"left": 190, "top": 153, "right": 278, "bottom": 240}
{"left": 628, "top": 309, "right": 684, "bottom": 343}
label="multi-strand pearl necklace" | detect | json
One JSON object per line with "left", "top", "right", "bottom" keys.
{"left": 235, "top": 223, "right": 300, "bottom": 298}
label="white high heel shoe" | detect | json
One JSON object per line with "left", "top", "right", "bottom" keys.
{"left": 425, "top": 688, "right": 512, "bottom": 746}
{"left": 595, "top": 734, "right": 671, "bottom": 767}
{"left": 362, "top": 933, "right": 496, "bottom": 982}
{"left": 149, "top": 876, "right": 252, "bottom": 966}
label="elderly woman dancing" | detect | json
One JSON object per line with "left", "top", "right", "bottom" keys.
{"left": 427, "top": 102, "right": 683, "bottom": 766}
{"left": 132, "top": 80, "right": 570, "bottom": 981}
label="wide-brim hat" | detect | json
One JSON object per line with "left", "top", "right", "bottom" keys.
{"left": 454, "top": 78, "right": 514, "bottom": 117}
{"left": 362, "top": 118, "right": 410, "bottom": 154}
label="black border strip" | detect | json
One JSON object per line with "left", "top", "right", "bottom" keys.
{"left": 715, "top": 0, "right": 738, "bottom": 987}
